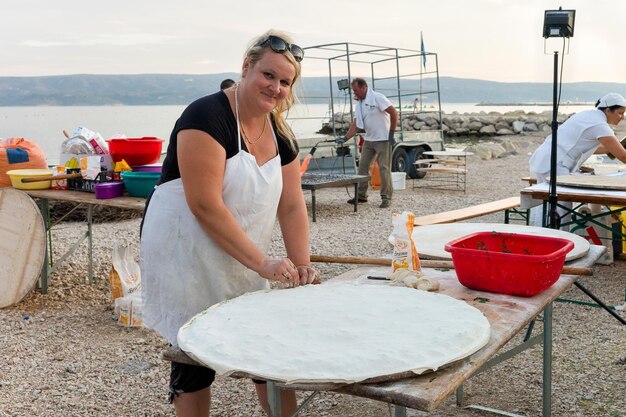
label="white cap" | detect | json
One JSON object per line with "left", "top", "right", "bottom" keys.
{"left": 598, "top": 93, "right": 626, "bottom": 108}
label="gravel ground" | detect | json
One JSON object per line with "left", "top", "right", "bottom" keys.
{"left": 1, "top": 133, "right": 624, "bottom": 417}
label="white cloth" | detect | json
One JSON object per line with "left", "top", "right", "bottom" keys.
{"left": 354, "top": 88, "right": 393, "bottom": 141}
{"left": 529, "top": 109, "right": 614, "bottom": 181}
{"left": 141, "top": 111, "right": 282, "bottom": 344}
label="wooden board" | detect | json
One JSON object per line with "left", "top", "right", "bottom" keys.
{"left": 414, "top": 167, "right": 467, "bottom": 174}
{"left": 0, "top": 188, "right": 45, "bottom": 308}
{"left": 414, "top": 159, "right": 466, "bottom": 166}
{"left": 412, "top": 223, "right": 589, "bottom": 261}
{"left": 556, "top": 174, "right": 626, "bottom": 191}
{"left": 327, "top": 265, "right": 578, "bottom": 411}
{"left": 413, "top": 197, "right": 520, "bottom": 226}
{"left": 423, "top": 151, "right": 474, "bottom": 157}
{"left": 25, "top": 189, "right": 146, "bottom": 211}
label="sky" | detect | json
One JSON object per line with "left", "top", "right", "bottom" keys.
{"left": 2, "top": 0, "right": 625, "bottom": 84}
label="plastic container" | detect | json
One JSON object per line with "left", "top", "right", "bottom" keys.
{"left": 121, "top": 171, "right": 160, "bottom": 198}
{"left": 444, "top": 232, "right": 574, "bottom": 297}
{"left": 370, "top": 161, "right": 381, "bottom": 190}
{"left": 132, "top": 164, "right": 162, "bottom": 173}
{"left": 391, "top": 171, "right": 406, "bottom": 190}
{"left": 6, "top": 169, "right": 53, "bottom": 190}
{"left": 106, "top": 137, "right": 164, "bottom": 166}
{"left": 94, "top": 181, "right": 124, "bottom": 199}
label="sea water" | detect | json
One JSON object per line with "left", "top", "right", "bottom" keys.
{"left": 0, "top": 102, "right": 585, "bottom": 165}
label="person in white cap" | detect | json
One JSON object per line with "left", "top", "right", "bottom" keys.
{"left": 528, "top": 93, "right": 626, "bottom": 225}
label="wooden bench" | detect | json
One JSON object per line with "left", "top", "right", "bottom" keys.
{"left": 413, "top": 196, "right": 527, "bottom": 226}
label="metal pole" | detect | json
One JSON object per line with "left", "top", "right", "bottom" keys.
{"left": 548, "top": 51, "right": 560, "bottom": 229}
{"left": 267, "top": 381, "right": 282, "bottom": 417}
{"left": 573, "top": 282, "right": 626, "bottom": 325}
{"left": 542, "top": 303, "right": 553, "bottom": 417}
{"left": 87, "top": 204, "right": 93, "bottom": 285}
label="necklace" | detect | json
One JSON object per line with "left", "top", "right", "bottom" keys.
{"left": 235, "top": 85, "right": 267, "bottom": 145}
{"left": 241, "top": 116, "right": 267, "bottom": 145}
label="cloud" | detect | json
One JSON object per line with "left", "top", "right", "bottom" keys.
{"left": 20, "top": 33, "right": 178, "bottom": 48}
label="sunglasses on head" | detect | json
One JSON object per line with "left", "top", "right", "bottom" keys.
{"left": 256, "top": 35, "right": 304, "bottom": 62}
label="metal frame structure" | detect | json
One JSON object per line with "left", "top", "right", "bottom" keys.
{"left": 297, "top": 42, "right": 445, "bottom": 178}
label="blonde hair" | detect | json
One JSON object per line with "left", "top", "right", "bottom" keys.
{"left": 243, "top": 30, "right": 302, "bottom": 148}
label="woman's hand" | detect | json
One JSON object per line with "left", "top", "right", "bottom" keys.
{"left": 295, "top": 265, "right": 321, "bottom": 285}
{"left": 258, "top": 258, "right": 299, "bottom": 286}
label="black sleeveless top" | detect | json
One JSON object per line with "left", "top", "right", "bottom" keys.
{"left": 159, "top": 91, "right": 298, "bottom": 185}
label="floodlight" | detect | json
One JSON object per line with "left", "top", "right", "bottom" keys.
{"left": 337, "top": 79, "right": 349, "bottom": 91}
{"left": 543, "top": 8, "right": 576, "bottom": 38}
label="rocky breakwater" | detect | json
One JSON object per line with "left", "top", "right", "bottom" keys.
{"left": 409, "top": 110, "right": 559, "bottom": 137}
{"left": 324, "top": 110, "right": 563, "bottom": 138}
{"left": 322, "top": 110, "right": 565, "bottom": 160}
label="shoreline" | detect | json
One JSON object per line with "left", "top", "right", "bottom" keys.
{"left": 475, "top": 102, "right": 592, "bottom": 106}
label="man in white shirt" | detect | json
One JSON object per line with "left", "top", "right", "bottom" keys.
{"left": 344, "top": 78, "right": 398, "bottom": 208}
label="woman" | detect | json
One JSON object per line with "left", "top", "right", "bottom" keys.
{"left": 141, "top": 30, "right": 318, "bottom": 416}
{"left": 530, "top": 93, "right": 626, "bottom": 182}
{"left": 528, "top": 93, "right": 626, "bottom": 225}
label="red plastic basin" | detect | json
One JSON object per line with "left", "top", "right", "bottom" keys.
{"left": 444, "top": 231, "right": 574, "bottom": 297}
{"left": 106, "top": 137, "right": 164, "bottom": 166}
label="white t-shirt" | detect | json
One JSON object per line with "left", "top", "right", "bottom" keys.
{"left": 354, "top": 89, "right": 392, "bottom": 142}
{"left": 529, "top": 108, "right": 614, "bottom": 177}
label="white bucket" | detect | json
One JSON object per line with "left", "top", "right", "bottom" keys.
{"left": 391, "top": 172, "right": 406, "bottom": 190}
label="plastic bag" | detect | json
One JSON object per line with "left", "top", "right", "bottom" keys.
{"left": 109, "top": 244, "right": 141, "bottom": 299}
{"left": 390, "top": 211, "right": 421, "bottom": 273}
{"left": 109, "top": 244, "right": 142, "bottom": 327}
{"left": 114, "top": 293, "right": 143, "bottom": 327}
{"left": 61, "top": 126, "right": 108, "bottom": 155}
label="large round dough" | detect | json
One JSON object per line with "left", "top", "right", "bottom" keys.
{"left": 178, "top": 283, "right": 490, "bottom": 385}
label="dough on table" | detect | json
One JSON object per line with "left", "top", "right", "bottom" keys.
{"left": 178, "top": 283, "right": 490, "bottom": 385}
{"left": 388, "top": 269, "right": 439, "bottom": 291}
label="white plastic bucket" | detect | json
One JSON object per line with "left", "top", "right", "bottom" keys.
{"left": 391, "top": 172, "right": 406, "bottom": 190}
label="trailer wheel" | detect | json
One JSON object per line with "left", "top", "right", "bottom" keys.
{"left": 391, "top": 148, "right": 409, "bottom": 174}
{"left": 408, "top": 147, "right": 428, "bottom": 179}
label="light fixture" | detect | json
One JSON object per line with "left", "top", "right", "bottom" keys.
{"left": 543, "top": 8, "right": 576, "bottom": 38}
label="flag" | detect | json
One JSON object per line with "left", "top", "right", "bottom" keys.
{"left": 420, "top": 32, "right": 426, "bottom": 69}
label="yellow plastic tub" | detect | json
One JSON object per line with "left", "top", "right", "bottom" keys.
{"left": 6, "top": 169, "right": 53, "bottom": 190}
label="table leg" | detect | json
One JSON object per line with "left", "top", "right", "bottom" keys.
{"left": 267, "top": 381, "right": 282, "bottom": 417}
{"left": 542, "top": 303, "right": 553, "bottom": 417}
{"left": 38, "top": 198, "right": 50, "bottom": 294}
{"left": 353, "top": 183, "right": 358, "bottom": 212}
{"left": 87, "top": 204, "right": 93, "bottom": 285}
{"left": 394, "top": 405, "right": 407, "bottom": 417}
{"left": 455, "top": 384, "right": 465, "bottom": 406}
{"left": 311, "top": 190, "right": 317, "bottom": 222}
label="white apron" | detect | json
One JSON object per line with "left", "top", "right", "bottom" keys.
{"left": 141, "top": 110, "right": 282, "bottom": 344}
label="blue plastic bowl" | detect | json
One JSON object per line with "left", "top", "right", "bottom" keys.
{"left": 121, "top": 171, "right": 160, "bottom": 198}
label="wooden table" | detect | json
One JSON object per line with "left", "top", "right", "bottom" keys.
{"left": 520, "top": 182, "right": 626, "bottom": 209}
{"left": 520, "top": 183, "right": 626, "bottom": 320}
{"left": 163, "top": 245, "right": 604, "bottom": 417}
{"left": 300, "top": 173, "right": 370, "bottom": 222}
{"left": 520, "top": 182, "right": 626, "bottom": 239}
{"left": 25, "top": 189, "right": 145, "bottom": 293}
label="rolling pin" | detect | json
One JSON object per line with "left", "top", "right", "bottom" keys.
{"left": 21, "top": 173, "right": 83, "bottom": 183}
{"left": 310, "top": 255, "right": 593, "bottom": 276}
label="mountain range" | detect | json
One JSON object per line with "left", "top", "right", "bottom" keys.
{"left": 0, "top": 73, "right": 625, "bottom": 106}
